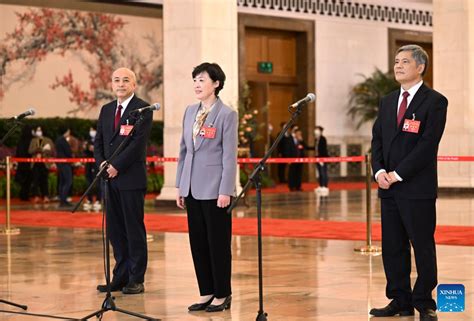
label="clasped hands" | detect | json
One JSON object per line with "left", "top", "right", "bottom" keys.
{"left": 377, "top": 171, "right": 398, "bottom": 190}
{"left": 100, "top": 161, "right": 119, "bottom": 179}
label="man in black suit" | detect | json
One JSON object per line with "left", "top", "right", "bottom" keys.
{"left": 287, "top": 128, "right": 306, "bottom": 191}
{"left": 94, "top": 67, "right": 153, "bottom": 295}
{"left": 277, "top": 122, "right": 293, "bottom": 183}
{"left": 314, "top": 125, "right": 329, "bottom": 195}
{"left": 55, "top": 127, "right": 73, "bottom": 207}
{"left": 370, "top": 45, "right": 448, "bottom": 321}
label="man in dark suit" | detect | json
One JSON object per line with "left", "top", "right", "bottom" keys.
{"left": 277, "top": 122, "right": 293, "bottom": 183}
{"left": 370, "top": 45, "right": 448, "bottom": 321}
{"left": 94, "top": 67, "right": 153, "bottom": 294}
{"left": 314, "top": 125, "right": 329, "bottom": 195}
{"left": 287, "top": 128, "right": 305, "bottom": 191}
{"left": 55, "top": 127, "right": 73, "bottom": 207}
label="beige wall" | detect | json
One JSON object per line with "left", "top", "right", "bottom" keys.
{"left": 434, "top": 0, "right": 474, "bottom": 187}
{"left": 159, "top": 0, "right": 238, "bottom": 199}
{"left": 316, "top": 19, "right": 388, "bottom": 138}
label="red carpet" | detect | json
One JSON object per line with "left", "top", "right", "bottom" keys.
{"left": 1, "top": 210, "right": 473, "bottom": 246}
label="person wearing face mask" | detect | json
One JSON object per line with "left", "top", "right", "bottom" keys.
{"left": 314, "top": 126, "right": 329, "bottom": 195}
{"left": 28, "top": 126, "right": 55, "bottom": 203}
{"left": 14, "top": 125, "right": 33, "bottom": 201}
{"left": 55, "top": 127, "right": 73, "bottom": 208}
{"left": 287, "top": 128, "right": 306, "bottom": 191}
{"left": 276, "top": 122, "right": 293, "bottom": 183}
{"left": 176, "top": 62, "right": 237, "bottom": 313}
{"left": 83, "top": 126, "right": 101, "bottom": 211}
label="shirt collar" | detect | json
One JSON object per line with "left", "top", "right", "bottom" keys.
{"left": 117, "top": 93, "right": 135, "bottom": 110}
{"left": 199, "top": 98, "right": 219, "bottom": 114}
{"left": 400, "top": 80, "right": 423, "bottom": 98}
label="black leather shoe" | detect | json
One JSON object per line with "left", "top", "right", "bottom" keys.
{"left": 369, "top": 301, "right": 414, "bottom": 317}
{"left": 205, "top": 296, "right": 232, "bottom": 312}
{"left": 188, "top": 296, "right": 214, "bottom": 311}
{"left": 96, "top": 280, "right": 127, "bottom": 292}
{"left": 420, "top": 309, "right": 437, "bottom": 321}
{"left": 122, "top": 282, "right": 144, "bottom": 294}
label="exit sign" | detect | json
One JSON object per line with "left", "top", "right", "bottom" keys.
{"left": 258, "top": 61, "right": 273, "bottom": 73}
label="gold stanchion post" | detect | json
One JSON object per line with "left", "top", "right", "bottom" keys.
{"left": 354, "top": 152, "right": 380, "bottom": 254}
{"left": 1, "top": 156, "right": 20, "bottom": 235}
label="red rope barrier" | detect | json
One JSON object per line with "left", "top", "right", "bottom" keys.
{"left": 10, "top": 156, "right": 364, "bottom": 164}
{"left": 10, "top": 156, "right": 474, "bottom": 164}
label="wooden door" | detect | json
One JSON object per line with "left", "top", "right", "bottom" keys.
{"left": 243, "top": 24, "right": 314, "bottom": 181}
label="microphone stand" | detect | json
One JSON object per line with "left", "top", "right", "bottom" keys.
{"left": 1, "top": 122, "right": 79, "bottom": 320}
{"left": 72, "top": 111, "right": 160, "bottom": 321}
{"left": 0, "top": 119, "right": 22, "bottom": 146}
{"left": 228, "top": 102, "right": 307, "bottom": 321}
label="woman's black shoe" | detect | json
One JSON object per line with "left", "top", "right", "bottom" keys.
{"left": 188, "top": 296, "right": 214, "bottom": 311}
{"left": 205, "top": 296, "right": 232, "bottom": 312}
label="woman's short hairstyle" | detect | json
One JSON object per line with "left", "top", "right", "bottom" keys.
{"left": 192, "top": 62, "right": 226, "bottom": 96}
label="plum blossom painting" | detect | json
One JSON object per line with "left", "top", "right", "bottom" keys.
{"left": 0, "top": 3, "right": 163, "bottom": 119}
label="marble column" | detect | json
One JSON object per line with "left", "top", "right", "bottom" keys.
{"left": 434, "top": 0, "right": 474, "bottom": 188}
{"left": 159, "top": 0, "right": 239, "bottom": 200}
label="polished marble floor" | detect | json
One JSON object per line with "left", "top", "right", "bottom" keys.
{"left": 1, "top": 188, "right": 473, "bottom": 320}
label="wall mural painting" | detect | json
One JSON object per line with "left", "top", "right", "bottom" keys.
{"left": 0, "top": 5, "right": 163, "bottom": 119}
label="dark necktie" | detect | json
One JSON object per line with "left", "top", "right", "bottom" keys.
{"left": 114, "top": 105, "right": 123, "bottom": 130}
{"left": 397, "top": 91, "right": 410, "bottom": 126}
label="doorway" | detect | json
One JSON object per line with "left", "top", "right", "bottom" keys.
{"left": 239, "top": 14, "right": 315, "bottom": 182}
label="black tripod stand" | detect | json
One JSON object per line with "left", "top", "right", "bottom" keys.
{"left": 1, "top": 120, "right": 79, "bottom": 320}
{"left": 228, "top": 100, "right": 308, "bottom": 321}
{"left": 72, "top": 111, "right": 159, "bottom": 321}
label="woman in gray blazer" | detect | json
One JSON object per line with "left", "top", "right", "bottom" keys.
{"left": 175, "top": 62, "right": 238, "bottom": 312}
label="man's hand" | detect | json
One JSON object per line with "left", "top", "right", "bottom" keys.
{"left": 176, "top": 189, "right": 185, "bottom": 209}
{"left": 387, "top": 171, "right": 399, "bottom": 184}
{"left": 217, "top": 195, "right": 231, "bottom": 208}
{"left": 376, "top": 172, "right": 392, "bottom": 189}
{"left": 107, "top": 164, "right": 119, "bottom": 178}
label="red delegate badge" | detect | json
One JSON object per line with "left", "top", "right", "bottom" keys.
{"left": 120, "top": 125, "right": 134, "bottom": 136}
{"left": 200, "top": 126, "right": 217, "bottom": 139}
{"left": 402, "top": 119, "right": 420, "bottom": 134}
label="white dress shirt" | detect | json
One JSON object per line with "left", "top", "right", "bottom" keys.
{"left": 117, "top": 93, "right": 135, "bottom": 116}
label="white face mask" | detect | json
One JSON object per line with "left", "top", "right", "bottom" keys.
{"left": 89, "top": 130, "right": 97, "bottom": 138}
{"left": 314, "top": 129, "right": 321, "bottom": 137}
{"left": 35, "top": 130, "right": 43, "bottom": 137}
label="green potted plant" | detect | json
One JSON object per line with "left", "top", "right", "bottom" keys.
{"left": 348, "top": 68, "right": 399, "bottom": 129}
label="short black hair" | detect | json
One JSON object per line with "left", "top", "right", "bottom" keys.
{"left": 192, "top": 62, "right": 226, "bottom": 96}
{"left": 316, "top": 126, "right": 324, "bottom": 131}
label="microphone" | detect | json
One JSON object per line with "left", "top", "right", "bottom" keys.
{"left": 290, "top": 93, "right": 316, "bottom": 108}
{"left": 130, "top": 103, "right": 161, "bottom": 114}
{"left": 11, "top": 108, "right": 36, "bottom": 120}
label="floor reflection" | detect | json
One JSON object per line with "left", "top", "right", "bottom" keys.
{"left": 0, "top": 189, "right": 473, "bottom": 320}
